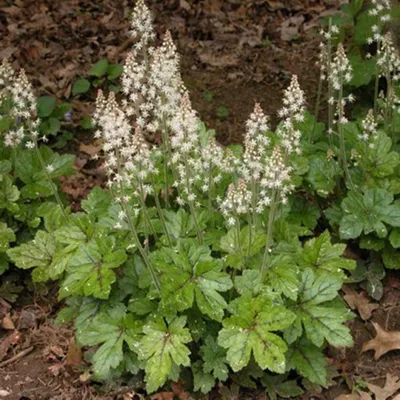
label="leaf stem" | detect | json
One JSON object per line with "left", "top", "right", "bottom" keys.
{"left": 260, "top": 189, "right": 278, "bottom": 280}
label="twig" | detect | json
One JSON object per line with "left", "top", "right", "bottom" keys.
{"left": 0, "top": 346, "right": 34, "bottom": 368}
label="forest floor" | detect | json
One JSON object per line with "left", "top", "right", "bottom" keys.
{"left": 1, "top": 0, "right": 400, "bottom": 399}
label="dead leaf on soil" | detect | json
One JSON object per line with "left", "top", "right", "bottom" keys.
{"left": 342, "top": 286, "right": 379, "bottom": 321}
{"left": 2, "top": 313, "right": 15, "bottom": 330}
{"left": 79, "top": 141, "right": 103, "bottom": 157}
{"left": 362, "top": 322, "right": 400, "bottom": 360}
{"left": 280, "top": 15, "right": 305, "bottom": 41}
{"left": 335, "top": 392, "right": 372, "bottom": 400}
{"left": 368, "top": 374, "right": 400, "bottom": 400}
{"left": 65, "top": 337, "right": 82, "bottom": 367}
{"left": 197, "top": 50, "right": 240, "bottom": 68}
{"left": 0, "top": 330, "right": 21, "bottom": 361}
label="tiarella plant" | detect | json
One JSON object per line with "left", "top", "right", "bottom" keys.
{"left": 0, "top": 59, "right": 74, "bottom": 300}
{"left": 3, "top": 1, "right": 356, "bottom": 395}
{"left": 5, "top": 0, "right": 400, "bottom": 396}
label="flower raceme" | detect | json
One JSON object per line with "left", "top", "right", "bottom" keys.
{"left": 0, "top": 60, "right": 40, "bottom": 148}
{"left": 129, "top": 0, "right": 155, "bottom": 54}
{"left": 277, "top": 75, "right": 305, "bottom": 155}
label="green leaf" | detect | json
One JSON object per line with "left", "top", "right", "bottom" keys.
{"left": 153, "top": 241, "right": 232, "bottom": 321}
{"left": 234, "top": 270, "right": 263, "bottom": 297}
{"left": 390, "top": 228, "right": 400, "bottom": 248}
{"left": 80, "top": 116, "right": 93, "bottom": 130}
{"left": 60, "top": 237, "right": 127, "bottom": 299}
{"left": 261, "top": 374, "right": 304, "bottom": 400}
{"left": 37, "top": 96, "right": 56, "bottom": 117}
{"left": 39, "top": 117, "right": 61, "bottom": 136}
{"left": 107, "top": 64, "right": 123, "bottom": 80}
{"left": 0, "top": 160, "right": 12, "bottom": 174}
{"left": 0, "top": 175, "right": 20, "bottom": 209}
{"left": 288, "top": 197, "right": 320, "bottom": 230}
{"left": 7, "top": 231, "right": 55, "bottom": 270}
{"left": 354, "top": 10, "right": 379, "bottom": 45}
{"left": 364, "top": 131, "right": 399, "bottom": 178}
{"left": 0, "top": 222, "right": 15, "bottom": 252}
{"left": 77, "top": 304, "right": 141, "bottom": 379}
{"left": 360, "top": 234, "right": 385, "bottom": 251}
{"left": 90, "top": 59, "right": 109, "bottom": 77}
{"left": 285, "top": 269, "right": 353, "bottom": 348}
{"left": 382, "top": 245, "right": 400, "bottom": 269}
{"left": 349, "top": 0, "right": 364, "bottom": 16}
{"left": 138, "top": 316, "right": 191, "bottom": 393}
{"left": 200, "top": 335, "right": 229, "bottom": 381}
{"left": 349, "top": 54, "right": 376, "bottom": 87}
{"left": 192, "top": 361, "right": 216, "bottom": 394}
{"left": 72, "top": 78, "right": 91, "bottom": 95}
{"left": 286, "top": 338, "right": 327, "bottom": 386}
{"left": 81, "top": 187, "right": 112, "bottom": 219}
{"left": 306, "top": 156, "right": 341, "bottom": 198}
{"left": 300, "top": 231, "right": 356, "bottom": 274}
{"left": 54, "top": 225, "right": 86, "bottom": 245}
{"left": 0, "top": 116, "right": 11, "bottom": 133}
{"left": 220, "top": 226, "right": 266, "bottom": 269}
{"left": 267, "top": 255, "right": 299, "bottom": 301}
{"left": 219, "top": 294, "right": 295, "bottom": 373}
{"left": 340, "top": 189, "right": 400, "bottom": 239}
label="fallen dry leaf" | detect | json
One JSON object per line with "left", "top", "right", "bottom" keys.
{"left": 2, "top": 313, "right": 15, "bottom": 330}
{"left": 79, "top": 141, "right": 103, "bottom": 157}
{"left": 0, "top": 331, "right": 21, "bottom": 361}
{"left": 335, "top": 392, "right": 372, "bottom": 400}
{"left": 342, "top": 286, "right": 379, "bottom": 321}
{"left": 280, "top": 15, "right": 305, "bottom": 41}
{"left": 362, "top": 322, "right": 400, "bottom": 360}
{"left": 368, "top": 374, "right": 400, "bottom": 400}
{"left": 65, "top": 337, "right": 82, "bottom": 367}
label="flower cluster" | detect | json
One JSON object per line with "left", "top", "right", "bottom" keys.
{"left": 243, "top": 103, "right": 270, "bottom": 180}
{"left": 258, "top": 146, "right": 293, "bottom": 211}
{"left": 94, "top": 90, "right": 132, "bottom": 185}
{"left": 199, "top": 137, "right": 224, "bottom": 192}
{"left": 329, "top": 44, "right": 355, "bottom": 124}
{"left": 316, "top": 24, "right": 339, "bottom": 81}
{"left": 359, "top": 109, "right": 378, "bottom": 148}
{"left": 377, "top": 33, "right": 400, "bottom": 81}
{"left": 220, "top": 179, "right": 252, "bottom": 226}
{"left": 0, "top": 60, "right": 40, "bottom": 148}
{"left": 367, "top": 0, "right": 391, "bottom": 44}
{"left": 129, "top": 0, "right": 155, "bottom": 54}
{"left": 277, "top": 75, "right": 305, "bottom": 155}
{"left": 170, "top": 93, "right": 203, "bottom": 205}
{"left": 329, "top": 44, "right": 353, "bottom": 90}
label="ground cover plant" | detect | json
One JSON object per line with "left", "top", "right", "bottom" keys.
{"left": 2, "top": 0, "right": 400, "bottom": 397}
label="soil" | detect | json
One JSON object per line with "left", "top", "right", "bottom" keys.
{"left": 2, "top": 0, "right": 400, "bottom": 399}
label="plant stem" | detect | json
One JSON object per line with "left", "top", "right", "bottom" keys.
{"left": 247, "top": 211, "right": 253, "bottom": 259}
{"left": 189, "top": 200, "right": 203, "bottom": 244}
{"left": 151, "top": 176, "right": 173, "bottom": 248}
{"left": 374, "top": 40, "right": 381, "bottom": 117}
{"left": 310, "top": 73, "right": 323, "bottom": 143}
{"left": 234, "top": 213, "right": 246, "bottom": 269}
{"left": 161, "top": 114, "right": 170, "bottom": 208}
{"left": 250, "top": 177, "right": 258, "bottom": 229}
{"left": 338, "top": 74, "right": 356, "bottom": 192}
{"left": 138, "top": 180, "right": 158, "bottom": 241}
{"left": 260, "top": 189, "right": 278, "bottom": 280}
{"left": 327, "top": 18, "right": 334, "bottom": 147}
{"left": 34, "top": 145, "right": 69, "bottom": 222}
{"left": 121, "top": 199, "right": 161, "bottom": 294}
{"left": 208, "top": 163, "right": 214, "bottom": 228}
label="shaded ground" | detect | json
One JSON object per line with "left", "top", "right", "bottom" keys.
{"left": 3, "top": 0, "right": 400, "bottom": 399}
